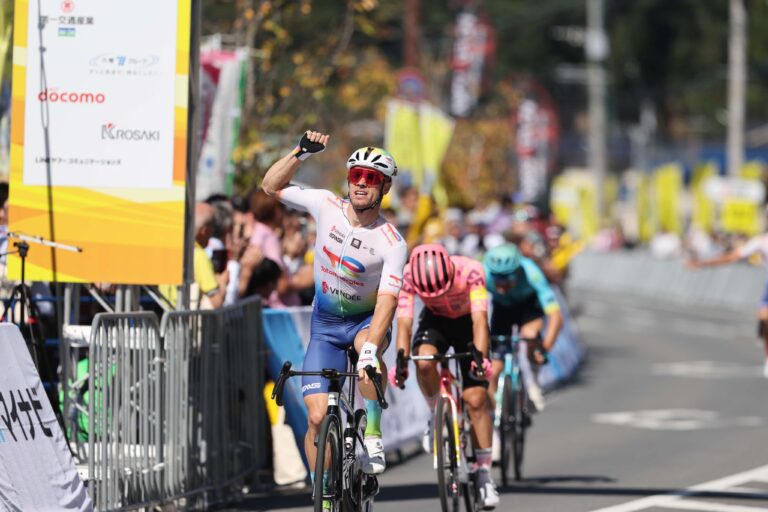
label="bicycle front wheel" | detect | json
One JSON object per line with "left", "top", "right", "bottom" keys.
{"left": 499, "top": 375, "right": 514, "bottom": 486}
{"left": 436, "top": 397, "right": 460, "bottom": 512}
{"left": 512, "top": 378, "right": 527, "bottom": 481}
{"left": 314, "top": 415, "right": 343, "bottom": 512}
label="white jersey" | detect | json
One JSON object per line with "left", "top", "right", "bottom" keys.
{"left": 277, "top": 185, "right": 408, "bottom": 317}
{"left": 738, "top": 234, "right": 768, "bottom": 268}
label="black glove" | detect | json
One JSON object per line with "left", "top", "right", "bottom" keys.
{"left": 533, "top": 346, "right": 549, "bottom": 365}
{"left": 294, "top": 132, "right": 326, "bottom": 161}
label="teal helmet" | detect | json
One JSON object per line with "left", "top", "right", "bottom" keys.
{"left": 483, "top": 243, "right": 522, "bottom": 276}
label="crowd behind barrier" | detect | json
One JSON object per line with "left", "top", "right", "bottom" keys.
{"left": 60, "top": 296, "right": 267, "bottom": 511}
{"left": 569, "top": 249, "right": 765, "bottom": 311}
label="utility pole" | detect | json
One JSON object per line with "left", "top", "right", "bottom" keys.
{"left": 586, "top": 0, "right": 608, "bottom": 217}
{"left": 727, "top": 0, "right": 747, "bottom": 177}
{"left": 404, "top": 0, "right": 420, "bottom": 67}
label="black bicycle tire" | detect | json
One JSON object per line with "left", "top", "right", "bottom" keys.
{"left": 436, "top": 398, "right": 460, "bottom": 512}
{"left": 512, "top": 379, "right": 526, "bottom": 482}
{"left": 500, "top": 374, "right": 514, "bottom": 487}
{"left": 461, "top": 481, "right": 473, "bottom": 512}
{"left": 315, "top": 415, "right": 342, "bottom": 512}
{"left": 347, "top": 409, "right": 372, "bottom": 512}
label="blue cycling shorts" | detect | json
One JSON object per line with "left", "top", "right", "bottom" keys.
{"left": 761, "top": 279, "right": 768, "bottom": 307}
{"left": 301, "top": 307, "right": 390, "bottom": 397}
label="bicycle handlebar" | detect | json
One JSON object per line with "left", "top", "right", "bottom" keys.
{"left": 399, "top": 343, "right": 487, "bottom": 378}
{"left": 490, "top": 335, "right": 549, "bottom": 364}
{"left": 271, "top": 361, "right": 389, "bottom": 409}
{"left": 490, "top": 334, "right": 540, "bottom": 344}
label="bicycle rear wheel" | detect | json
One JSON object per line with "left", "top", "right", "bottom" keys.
{"left": 499, "top": 375, "right": 514, "bottom": 486}
{"left": 512, "top": 379, "right": 527, "bottom": 481}
{"left": 436, "top": 397, "right": 460, "bottom": 512}
{"left": 315, "top": 415, "right": 342, "bottom": 512}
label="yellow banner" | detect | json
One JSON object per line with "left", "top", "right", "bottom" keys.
{"left": 691, "top": 162, "right": 716, "bottom": 232}
{"left": 721, "top": 198, "right": 760, "bottom": 235}
{"left": 9, "top": 0, "right": 190, "bottom": 284}
{"left": 653, "top": 163, "right": 683, "bottom": 234}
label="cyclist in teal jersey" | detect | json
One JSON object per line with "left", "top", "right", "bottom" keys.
{"left": 483, "top": 244, "right": 563, "bottom": 413}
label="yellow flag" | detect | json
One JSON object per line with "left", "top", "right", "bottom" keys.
{"left": 653, "top": 164, "right": 683, "bottom": 234}
{"left": 691, "top": 162, "right": 716, "bottom": 232}
{"left": 740, "top": 161, "right": 764, "bottom": 181}
{"left": 637, "top": 174, "right": 655, "bottom": 243}
{"left": 385, "top": 99, "right": 423, "bottom": 185}
{"left": 721, "top": 198, "right": 760, "bottom": 235}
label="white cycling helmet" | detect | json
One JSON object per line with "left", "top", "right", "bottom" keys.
{"left": 346, "top": 147, "right": 398, "bottom": 178}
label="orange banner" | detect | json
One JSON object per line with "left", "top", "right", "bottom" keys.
{"left": 9, "top": 0, "right": 190, "bottom": 284}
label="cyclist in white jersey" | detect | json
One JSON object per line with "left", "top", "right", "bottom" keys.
{"left": 687, "top": 232, "right": 768, "bottom": 378}
{"left": 261, "top": 131, "right": 408, "bottom": 482}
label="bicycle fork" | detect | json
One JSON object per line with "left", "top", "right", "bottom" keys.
{"left": 494, "top": 353, "right": 520, "bottom": 428}
{"left": 432, "top": 395, "right": 462, "bottom": 472}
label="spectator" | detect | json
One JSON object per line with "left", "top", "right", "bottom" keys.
{"left": 241, "top": 188, "right": 300, "bottom": 307}
{"left": 205, "top": 195, "right": 242, "bottom": 306}
{"left": 242, "top": 258, "right": 282, "bottom": 303}
{"left": 160, "top": 202, "right": 228, "bottom": 309}
{"left": 442, "top": 208, "right": 465, "bottom": 255}
{"left": 650, "top": 228, "right": 682, "bottom": 259}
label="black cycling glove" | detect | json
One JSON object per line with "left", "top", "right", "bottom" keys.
{"left": 293, "top": 132, "right": 326, "bottom": 161}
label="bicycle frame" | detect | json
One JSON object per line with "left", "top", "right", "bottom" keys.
{"left": 493, "top": 335, "right": 523, "bottom": 429}
{"left": 409, "top": 354, "right": 469, "bottom": 472}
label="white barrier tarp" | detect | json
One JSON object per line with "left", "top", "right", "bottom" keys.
{"left": 0, "top": 324, "right": 92, "bottom": 511}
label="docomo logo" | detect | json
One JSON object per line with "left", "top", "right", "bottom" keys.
{"left": 38, "top": 89, "right": 105, "bottom": 104}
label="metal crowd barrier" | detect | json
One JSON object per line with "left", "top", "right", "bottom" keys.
{"left": 569, "top": 249, "right": 764, "bottom": 311}
{"left": 160, "top": 296, "right": 266, "bottom": 507}
{"left": 88, "top": 312, "right": 164, "bottom": 510}
{"left": 66, "top": 296, "right": 266, "bottom": 511}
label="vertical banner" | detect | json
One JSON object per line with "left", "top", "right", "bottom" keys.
{"left": 512, "top": 80, "right": 559, "bottom": 206}
{"left": 691, "top": 162, "right": 716, "bottom": 232}
{"left": 196, "top": 47, "right": 246, "bottom": 200}
{"left": 653, "top": 163, "right": 683, "bottom": 234}
{"left": 704, "top": 173, "right": 765, "bottom": 236}
{"left": 449, "top": 10, "right": 494, "bottom": 117}
{"left": 9, "top": 0, "right": 191, "bottom": 284}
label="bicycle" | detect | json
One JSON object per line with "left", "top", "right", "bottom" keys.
{"left": 491, "top": 332, "right": 546, "bottom": 484}
{"left": 272, "top": 353, "right": 388, "bottom": 512}
{"left": 394, "top": 344, "right": 485, "bottom": 512}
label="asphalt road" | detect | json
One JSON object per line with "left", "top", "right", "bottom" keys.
{"left": 232, "top": 290, "right": 768, "bottom": 512}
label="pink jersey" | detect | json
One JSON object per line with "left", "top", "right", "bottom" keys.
{"left": 397, "top": 255, "right": 489, "bottom": 319}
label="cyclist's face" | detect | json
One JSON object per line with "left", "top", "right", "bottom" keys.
{"left": 492, "top": 271, "right": 518, "bottom": 292}
{"left": 348, "top": 168, "right": 391, "bottom": 209}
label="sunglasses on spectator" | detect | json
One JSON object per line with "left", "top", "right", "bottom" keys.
{"left": 348, "top": 167, "right": 386, "bottom": 186}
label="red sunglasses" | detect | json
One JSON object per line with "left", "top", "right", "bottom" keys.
{"left": 348, "top": 167, "right": 385, "bottom": 186}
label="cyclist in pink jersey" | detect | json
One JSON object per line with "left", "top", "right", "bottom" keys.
{"left": 392, "top": 244, "right": 500, "bottom": 509}
{"left": 262, "top": 131, "right": 407, "bottom": 488}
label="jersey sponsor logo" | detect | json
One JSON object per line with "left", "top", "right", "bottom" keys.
{"left": 322, "top": 246, "right": 366, "bottom": 278}
{"left": 329, "top": 232, "right": 344, "bottom": 244}
{"left": 351, "top": 238, "right": 361, "bottom": 249}
{"left": 320, "top": 264, "right": 365, "bottom": 287}
{"left": 302, "top": 382, "right": 322, "bottom": 392}
{"left": 322, "top": 281, "right": 362, "bottom": 301}
{"left": 381, "top": 223, "right": 403, "bottom": 246}
{"left": 326, "top": 196, "right": 344, "bottom": 209}
{"left": 466, "top": 268, "right": 486, "bottom": 287}
{"left": 387, "top": 274, "right": 403, "bottom": 289}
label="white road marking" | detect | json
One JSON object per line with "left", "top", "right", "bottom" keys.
{"left": 652, "top": 361, "right": 764, "bottom": 379}
{"left": 592, "top": 409, "right": 764, "bottom": 431}
{"left": 661, "top": 500, "right": 768, "bottom": 512}
{"left": 589, "top": 464, "right": 768, "bottom": 512}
